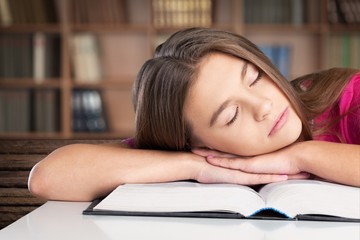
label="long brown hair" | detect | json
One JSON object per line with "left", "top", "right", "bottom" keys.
{"left": 133, "top": 28, "right": 313, "bottom": 150}
{"left": 291, "top": 68, "right": 358, "bottom": 139}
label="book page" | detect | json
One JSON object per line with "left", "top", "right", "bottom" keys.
{"left": 259, "top": 180, "right": 360, "bottom": 219}
{"left": 94, "top": 181, "right": 265, "bottom": 217}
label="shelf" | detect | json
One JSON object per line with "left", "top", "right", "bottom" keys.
{"left": 328, "top": 24, "right": 360, "bottom": 33}
{"left": 244, "top": 24, "right": 322, "bottom": 33}
{"left": 0, "top": 79, "right": 62, "bottom": 89}
{"left": 0, "top": 24, "right": 61, "bottom": 33}
{"left": 72, "top": 80, "right": 134, "bottom": 89}
{"left": 71, "top": 24, "right": 149, "bottom": 33}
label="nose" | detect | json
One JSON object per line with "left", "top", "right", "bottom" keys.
{"left": 253, "top": 97, "right": 272, "bottom": 121}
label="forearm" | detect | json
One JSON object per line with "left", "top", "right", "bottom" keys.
{"left": 297, "top": 141, "right": 360, "bottom": 187}
{"left": 28, "top": 144, "right": 197, "bottom": 201}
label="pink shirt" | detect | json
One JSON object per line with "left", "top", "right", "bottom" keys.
{"left": 313, "top": 73, "right": 360, "bottom": 144}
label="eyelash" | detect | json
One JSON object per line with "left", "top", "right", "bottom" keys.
{"left": 250, "top": 69, "right": 263, "bottom": 87}
{"left": 226, "top": 106, "right": 239, "bottom": 126}
{"left": 226, "top": 67, "right": 262, "bottom": 126}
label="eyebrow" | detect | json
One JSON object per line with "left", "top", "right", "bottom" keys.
{"left": 209, "top": 61, "right": 248, "bottom": 127}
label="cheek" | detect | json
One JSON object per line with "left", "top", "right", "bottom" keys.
{"left": 206, "top": 127, "right": 261, "bottom": 156}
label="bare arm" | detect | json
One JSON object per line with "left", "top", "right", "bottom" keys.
{"left": 202, "top": 141, "right": 360, "bottom": 187}
{"left": 297, "top": 141, "right": 360, "bottom": 186}
{"left": 28, "top": 143, "right": 195, "bottom": 201}
{"left": 28, "top": 143, "right": 290, "bottom": 201}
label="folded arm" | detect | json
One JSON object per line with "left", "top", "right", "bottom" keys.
{"left": 28, "top": 143, "right": 292, "bottom": 201}
{"left": 201, "top": 140, "right": 360, "bottom": 187}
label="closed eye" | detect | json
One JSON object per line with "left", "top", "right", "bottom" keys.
{"left": 226, "top": 106, "right": 239, "bottom": 126}
{"left": 250, "top": 69, "right": 263, "bottom": 87}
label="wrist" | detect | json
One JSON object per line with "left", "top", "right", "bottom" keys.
{"left": 293, "top": 141, "right": 313, "bottom": 173}
{"left": 184, "top": 152, "right": 206, "bottom": 181}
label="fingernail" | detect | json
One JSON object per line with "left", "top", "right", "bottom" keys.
{"left": 280, "top": 175, "right": 288, "bottom": 180}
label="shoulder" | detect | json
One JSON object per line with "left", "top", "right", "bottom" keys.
{"left": 339, "top": 72, "right": 360, "bottom": 108}
{"left": 338, "top": 72, "right": 360, "bottom": 144}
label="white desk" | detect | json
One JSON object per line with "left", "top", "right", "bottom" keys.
{"left": 0, "top": 201, "right": 359, "bottom": 240}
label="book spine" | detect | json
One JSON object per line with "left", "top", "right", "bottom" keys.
{"left": 33, "top": 32, "right": 46, "bottom": 82}
{"left": 0, "top": 0, "right": 12, "bottom": 25}
{"left": 71, "top": 34, "right": 102, "bottom": 83}
{"left": 72, "top": 90, "right": 107, "bottom": 132}
{"left": 0, "top": 90, "right": 5, "bottom": 132}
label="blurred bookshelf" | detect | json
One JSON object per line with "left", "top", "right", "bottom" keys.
{"left": 0, "top": 0, "right": 359, "bottom": 139}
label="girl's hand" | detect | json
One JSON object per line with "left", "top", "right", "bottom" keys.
{"left": 193, "top": 156, "right": 289, "bottom": 185}
{"left": 200, "top": 143, "right": 307, "bottom": 177}
{"left": 190, "top": 148, "right": 309, "bottom": 185}
{"left": 192, "top": 147, "right": 240, "bottom": 158}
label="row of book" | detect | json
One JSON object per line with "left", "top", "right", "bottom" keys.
{"left": 244, "top": 0, "right": 308, "bottom": 25}
{"left": 0, "top": 89, "right": 59, "bottom": 133}
{"left": 72, "top": 90, "right": 108, "bottom": 132}
{"left": 326, "top": 34, "right": 360, "bottom": 68}
{"left": 328, "top": 0, "right": 360, "bottom": 24}
{"left": 0, "top": 89, "right": 108, "bottom": 133}
{"left": 0, "top": 33, "right": 60, "bottom": 80}
{"left": 259, "top": 45, "right": 291, "bottom": 79}
{"left": 71, "top": 34, "right": 103, "bottom": 83}
{"left": 152, "top": 0, "right": 212, "bottom": 27}
{"left": 70, "top": 0, "right": 126, "bottom": 24}
{"left": 0, "top": 0, "right": 57, "bottom": 25}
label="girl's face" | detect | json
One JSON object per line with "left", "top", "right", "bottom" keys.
{"left": 184, "top": 53, "right": 302, "bottom": 156}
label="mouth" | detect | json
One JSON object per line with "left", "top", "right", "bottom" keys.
{"left": 269, "top": 107, "right": 289, "bottom": 137}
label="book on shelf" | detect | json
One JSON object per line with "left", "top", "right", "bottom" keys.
{"left": 152, "top": 0, "right": 212, "bottom": 27}
{"left": 33, "top": 33, "right": 60, "bottom": 80}
{"left": 244, "top": 0, "right": 306, "bottom": 24}
{"left": 326, "top": 34, "right": 360, "bottom": 69}
{"left": 0, "top": 90, "right": 30, "bottom": 132}
{"left": 327, "top": 0, "right": 360, "bottom": 24}
{"left": 259, "top": 45, "right": 291, "bottom": 79}
{"left": 71, "top": 34, "right": 102, "bottom": 83}
{"left": 33, "top": 89, "right": 59, "bottom": 132}
{"left": 72, "top": 89, "right": 108, "bottom": 133}
{"left": 0, "top": 0, "right": 58, "bottom": 25}
{"left": 0, "top": 89, "right": 59, "bottom": 133}
{"left": 0, "top": 34, "right": 33, "bottom": 78}
{"left": 0, "top": 33, "right": 60, "bottom": 79}
{"left": 71, "top": 0, "right": 126, "bottom": 24}
{"left": 83, "top": 179, "right": 360, "bottom": 222}
{"left": 0, "top": 0, "right": 12, "bottom": 26}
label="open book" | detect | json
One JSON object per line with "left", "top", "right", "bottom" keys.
{"left": 83, "top": 180, "right": 360, "bottom": 222}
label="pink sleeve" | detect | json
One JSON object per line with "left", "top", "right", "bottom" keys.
{"left": 314, "top": 73, "right": 360, "bottom": 144}
{"left": 339, "top": 74, "right": 360, "bottom": 144}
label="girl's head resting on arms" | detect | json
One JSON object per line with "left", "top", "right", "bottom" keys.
{"left": 132, "top": 27, "right": 312, "bottom": 155}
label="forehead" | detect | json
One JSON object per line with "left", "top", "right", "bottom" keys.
{"left": 190, "top": 52, "right": 246, "bottom": 96}
{"left": 184, "top": 53, "right": 244, "bottom": 119}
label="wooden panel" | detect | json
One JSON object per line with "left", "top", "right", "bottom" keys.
{"left": 0, "top": 139, "right": 119, "bottom": 230}
{"left": 0, "top": 154, "right": 45, "bottom": 170}
{"left": 0, "top": 171, "right": 30, "bottom": 188}
{"left": 0, "top": 139, "right": 119, "bottom": 154}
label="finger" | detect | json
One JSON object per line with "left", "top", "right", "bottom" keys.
{"left": 191, "top": 148, "right": 209, "bottom": 157}
{"left": 287, "top": 172, "right": 311, "bottom": 180}
{"left": 207, "top": 156, "right": 251, "bottom": 171}
{"left": 192, "top": 148, "right": 237, "bottom": 158}
{"left": 206, "top": 166, "right": 288, "bottom": 186}
{"left": 231, "top": 172, "right": 288, "bottom": 185}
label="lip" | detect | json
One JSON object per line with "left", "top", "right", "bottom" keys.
{"left": 269, "top": 107, "right": 289, "bottom": 137}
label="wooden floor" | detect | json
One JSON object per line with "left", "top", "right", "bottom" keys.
{"left": 0, "top": 139, "right": 119, "bottom": 229}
